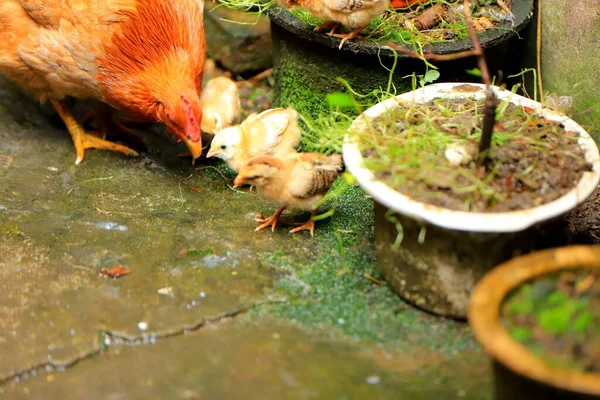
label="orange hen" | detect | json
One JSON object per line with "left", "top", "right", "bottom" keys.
{"left": 0, "top": 0, "right": 206, "bottom": 164}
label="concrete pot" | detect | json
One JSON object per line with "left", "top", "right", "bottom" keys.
{"left": 268, "top": 1, "right": 534, "bottom": 117}
{"left": 469, "top": 245, "right": 600, "bottom": 400}
{"left": 342, "top": 82, "right": 600, "bottom": 318}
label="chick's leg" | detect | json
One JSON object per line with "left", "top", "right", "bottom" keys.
{"left": 329, "top": 27, "right": 365, "bottom": 49}
{"left": 255, "top": 206, "right": 287, "bottom": 232}
{"left": 289, "top": 210, "right": 318, "bottom": 237}
{"left": 314, "top": 21, "right": 340, "bottom": 35}
{"left": 50, "top": 99, "right": 139, "bottom": 165}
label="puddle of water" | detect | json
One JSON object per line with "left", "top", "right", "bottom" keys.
{"left": 83, "top": 221, "right": 128, "bottom": 231}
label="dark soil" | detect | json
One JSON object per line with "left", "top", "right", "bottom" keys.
{"left": 502, "top": 269, "right": 600, "bottom": 372}
{"left": 566, "top": 186, "right": 600, "bottom": 244}
{"left": 357, "top": 97, "right": 592, "bottom": 212}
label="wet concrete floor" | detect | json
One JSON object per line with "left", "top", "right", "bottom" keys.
{"left": 0, "top": 75, "right": 491, "bottom": 398}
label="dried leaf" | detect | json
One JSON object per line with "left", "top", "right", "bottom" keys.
{"left": 99, "top": 265, "right": 131, "bottom": 279}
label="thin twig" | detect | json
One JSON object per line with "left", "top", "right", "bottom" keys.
{"left": 536, "top": 0, "right": 544, "bottom": 103}
{"left": 81, "top": 176, "right": 114, "bottom": 184}
{"left": 173, "top": 173, "right": 193, "bottom": 211}
{"left": 462, "top": 0, "right": 497, "bottom": 163}
{"left": 195, "top": 166, "right": 246, "bottom": 193}
{"left": 463, "top": 0, "right": 491, "bottom": 87}
{"left": 573, "top": 103, "right": 600, "bottom": 117}
{"left": 383, "top": 41, "right": 478, "bottom": 61}
{"left": 363, "top": 272, "right": 383, "bottom": 285}
{"left": 246, "top": 68, "right": 274, "bottom": 86}
{"left": 236, "top": 68, "right": 274, "bottom": 87}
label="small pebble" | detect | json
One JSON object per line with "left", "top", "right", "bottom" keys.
{"left": 138, "top": 322, "right": 148, "bottom": 331}
{"left": 70, "top": 329, "right": 76, "bottom": 336}
{"left": 366, "top": 375, "right": 381, "bottom": 385}
{"left": 199, "top": 291, "right": 206, "bottom": 298}
{"left": 157, "top": 287, "right": 174, "bottom": 296}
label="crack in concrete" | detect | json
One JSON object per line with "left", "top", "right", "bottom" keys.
{"left": 0, "top": 299, "right": 286, "bottom": 386}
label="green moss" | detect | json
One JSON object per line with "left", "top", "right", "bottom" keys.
{"left": 289, "top": 7, "right": 322, "bottom": 25}
{"left": 272, "top": 56, "right": 337, "bottom": 118}
{"left": 271, "top": 19, "right": 415, "bottom": 120}
{"left": 250, "top": 183, "right": 478, "bottom": 353}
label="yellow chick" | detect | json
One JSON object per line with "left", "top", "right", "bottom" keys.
{"left": 200, "top": 76, "right": 241, "bottom": 134}
{"left": 286, "top": 0, "right": 390, "bottom": 49}
{"left": 206, "top": 107, "right": 301, "bottom": 172}
{"left": 233, "top": 153, "right": 343, "bottom": 236}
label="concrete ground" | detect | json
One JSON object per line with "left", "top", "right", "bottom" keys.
{"left": 0, "top": 60, "right": 491, "bottom": 399}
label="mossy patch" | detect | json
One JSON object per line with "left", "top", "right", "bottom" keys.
{"left": 249, "top": 182, "right": 478, "bottom": 353}
{"left": 502, "top": 269, "right": 600, "bottom": 372}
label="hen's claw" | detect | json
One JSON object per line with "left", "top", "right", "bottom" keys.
{"left": 51, "top": 99, "right": 139, "bottom": 165}
{"left": 82, "top": 102, "right": 148, "bottom": 148}
{"left": 255, "top": 206, "right": 286, "bottom": 232}
{"left": 289, "top": 210, "right": 317, "bottom": 236}
{"left": 255, "top": 213, "right": 266, "bottom": 223}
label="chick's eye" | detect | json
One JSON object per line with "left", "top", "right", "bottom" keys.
{"left": 220, "top": 145, "right": 227, "bottom": 150}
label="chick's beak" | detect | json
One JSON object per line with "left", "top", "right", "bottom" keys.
{"left": 182, "top": 137, "right": 203, "bottom": 164}
{"left": 205, "top": 149, "right": 219, "bottom": 159}
{"left": 232, "top": 176, "right": 246, "bottom": 188}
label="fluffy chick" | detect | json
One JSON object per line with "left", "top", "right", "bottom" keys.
{"left": 286, "top": 0, "right": 390, "bottom": 49}
{"left": 233, "top": 153, "right": 343, "bottom": 236}
{"left": 206, "top": 107, "right": 301, "bottom": 172}
{"left": 200, "top": 76, "right": 241, "bottom": 134}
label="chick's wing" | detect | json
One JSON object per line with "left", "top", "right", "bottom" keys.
{"left": 247, "top": 108, "right": 295, "bottom": 157}
{"left": 325, "top": 0, "right": 382, "bottom": 13}
{"left": 287, "top": 153, "right": 342, "bottom": 199}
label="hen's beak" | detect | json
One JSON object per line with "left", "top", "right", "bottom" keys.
{"left": 233, "top": 176, "right": 246, "bottom": 188}
{"left": 206, "top": 149, "right": 220, "bottom": 159}
{"left": 182, "top": 137, "right": 203, "bottom": 164}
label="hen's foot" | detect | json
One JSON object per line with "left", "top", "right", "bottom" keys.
{"left": 289, "top": 210, "right": 318, "bottom": 237}
{"left": 82, "top": 102, "right": 148, "bottom": 148}
{"left": 315, "top": 21, "right": 340, "bottom": 35}
{"left": 51, "top": 99, "right": 139, "bottom": 165}
{"left": 329, "top": 28, "right": 364, "bottom": 49}
{"left": 255, "top": 206, "right": 287, "bottom": 232}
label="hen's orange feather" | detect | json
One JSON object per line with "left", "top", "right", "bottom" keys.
{"left": 97, "top": 0, "right": 206, "bottom": 130}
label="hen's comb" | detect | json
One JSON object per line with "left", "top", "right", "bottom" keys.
{"left": 181, "top": 95, "right": 200, "bottom": 141}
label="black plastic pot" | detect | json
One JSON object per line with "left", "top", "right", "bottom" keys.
{"left": 268, "top": 1, "right": 534, "bottom": 116}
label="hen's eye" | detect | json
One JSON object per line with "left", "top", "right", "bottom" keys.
{"left": 220, "top": 145, "right": 227, "bottom": 150}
